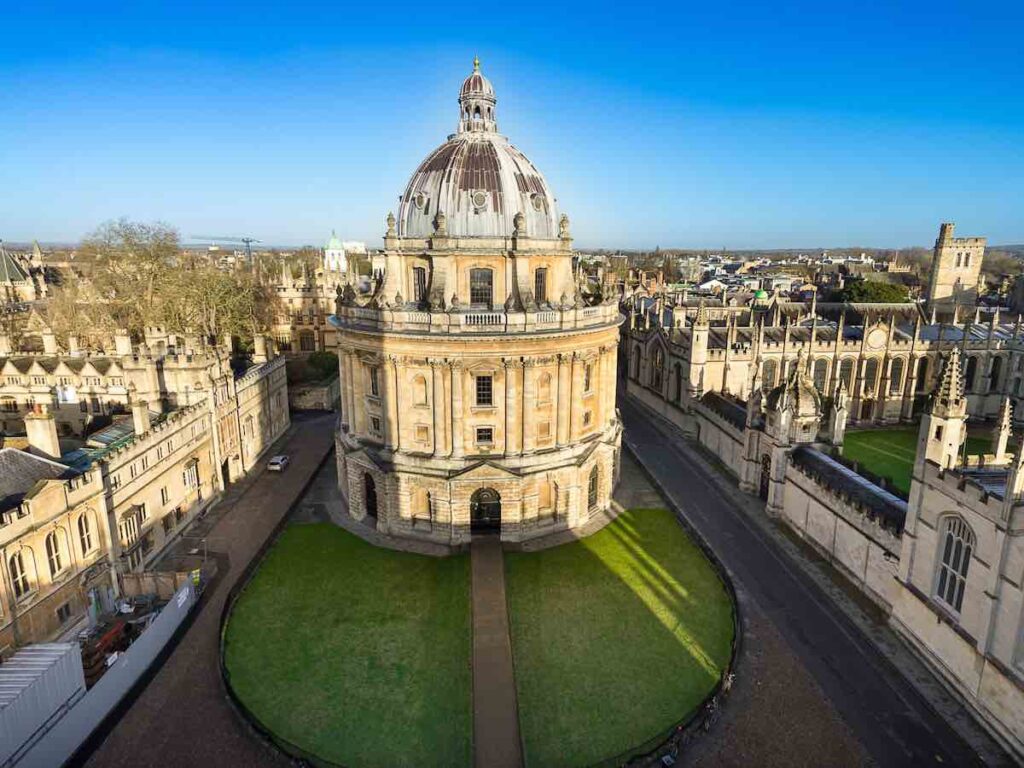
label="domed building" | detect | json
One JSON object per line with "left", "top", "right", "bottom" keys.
{"left": 331, "top": 60, "right": 622, "bottom": 545}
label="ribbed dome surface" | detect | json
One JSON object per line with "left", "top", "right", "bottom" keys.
{"left": 397, "top": 133, "right": 559, "bottom": 239}
{"left": 396, "top": 60, "right": 560, "bottom": 239}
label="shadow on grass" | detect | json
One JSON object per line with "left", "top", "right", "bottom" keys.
{"left": 505, "top": 508, "right": 735, "bottom": 767}
{"left": 223, "top": 523, "right": 472, "bottom": 768}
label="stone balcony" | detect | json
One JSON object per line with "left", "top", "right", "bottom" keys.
{"left": 329, "top": 301, "right": 622, "bottom": 336}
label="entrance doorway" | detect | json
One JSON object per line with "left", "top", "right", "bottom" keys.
{"left": 759, "top": 455, "right": 771, "bottom": 500}
{"left": 470, "top": 488, "right": 501, "bottom": 534}
{"left": 364, "top": 473, "right": 378, "bottom": 518}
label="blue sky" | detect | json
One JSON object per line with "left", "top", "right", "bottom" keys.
{"left": 1, "top": 2, "right": 1021, "bottom": 249}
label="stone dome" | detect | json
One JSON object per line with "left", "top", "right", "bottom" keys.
{"left": 396, "top": 60, "right": 561, "bottom": 240}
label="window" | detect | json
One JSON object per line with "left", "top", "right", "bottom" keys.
{"left": 78, "top": 514, "right": 93, "bottom": 554}
{"left": 413, "top": 267, "right": 427, "bottom": 302}
{"left": 32, "top": 376, "right": 45, "bottom": 385}
{"left": 839, "top": 358, "right": 855, "bottom": 390}
{"left": 538, "top": 373, "right": 552, "bottom": 403}
{"left": 915, "top": 357, "right": 929, "bottom": 393}
{"left": 583, "top": 362, "right": 593, "bottom": 393}
{"left": 9, "top": 552, "right": 30, "bottom": 598}
{"left": 863, "top": 359, "right": 879, "bottom": 396}
{"left": 673, "top": 362, "right": 683, "bottom": 402}
{"left": 183, "top": 460, "right": 199, "bottom": 489}
{"left": 469, "top": 268, "right": 493, "bottom": 306}
{"left": 175, "top": 506, "right": 186, "bottom": 524}
{"left": 162, "top": 514, "right": 175, "bottom": 534}
{"left": 889, "top": 358, "right": 905, "bottom": 394}
{"left": 651, "top": 348, "right": 664, "bottom": 390}
{"left": 964, "top": 356, "right": 978, "bottom": 392}
{"left": 413, "top": 375, "right": 428, "bottom": 406}
{"left": 1, "top": 398, "right": 16, "bottom": 412}
{"left": 369, "top": 366, "right": 380, "bottom": 397}
{"left": 299, "top": 331, "right": 315, "bottom": 352}
{"left": 583, "top": 410, "right": 592, "bottom": 427}
{"left": 631, "top": 347, "right": 641, "bottom": 380}
{"left": 588, "top": 466, "right": 599, "bottom": 511}
{"left": 990, "top": 357, "right": 1004, "bottom": 393}
{"left": 476, "top": 426, "right": 494, "bottom": 445}
{"left": 534, "top": 267, "right": 548, "bottom": 303}
{"left": 370, "top": 416, "right": 381, "bottom": 435}
{"left": 56, "top": 602, "right": 72, "bottom": 624}
{"left": 475, "top": 375, "right": 493, "bottom": 406}
{"left": 936, "top": 516, "right": 974, "bottom": 613}
{"left": 161, "top": 486, "right": 170, "bottom": 505}
{"left": 46, "top": 532, "right": 62, "bottom": 577}
{"left": 812, "top": 359, "right": 828, "bottom": 391}
{"left": 762, "top": 359, "right": 777, "bottom": 388}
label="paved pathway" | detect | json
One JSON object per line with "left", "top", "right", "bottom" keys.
{"left": 621, "top": 397, "right": 1008, "bottom": 767}
{"left": 470, "top": 535, "right": 523, "bottom": 768}
{"left": 84, "top": 413, "right": 336, "bottom": 768}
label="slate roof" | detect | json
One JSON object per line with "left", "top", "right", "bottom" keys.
{"left": 700, "top": 391, "right": 748, "bottom": 430}
{"left": 0, "top": 246, "right": 29, "bottom": 284}
{"left": 0, "top": 448, "right": 75, "bottom": 513}
{"left": 790, "top": 446, "right": 908, "bottom": 533}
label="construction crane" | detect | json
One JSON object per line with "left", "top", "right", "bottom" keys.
{"left": 189, "top": 235, "right": 261, "bottom": 263}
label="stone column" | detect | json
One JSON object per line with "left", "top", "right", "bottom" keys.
{"left": 556, "top": 353, "right": 571, "bottom": 446}
{"left": 504, "top": 358, "right": 520, "bottom": 455}
{"left": 569, "top": 352, "right": 584, "bottom": 441}
{"left": 450, "top": 360, "right": 464, "bottom": 458}
{"left": 522, "top": 360, "right": 536, "bottom": 454}
{"left": 431, "top": 359, "right": 447, "bottom": 457}
{"left": 601, "top": 346, "right": 615, "bottom": 426}
{"left": 384, "top": 355, "right": 400, "bottom": 450}
{"left": 350, "top": 355, "right": 365, "bottom": 435}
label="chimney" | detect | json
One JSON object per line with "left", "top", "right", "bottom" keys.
{"left": 131, "top": 400, "right": 151, "bottom": 435}
{"left": 114, "top": 329, "right": 132, "bottom": 356}
{"left": 68, "top": 335, "right": 80, "bottom": 354}
{"left": 25, "top": 405, "right": 61, "bottom": 461}
{"left": 42, "top": 330, "right": 58, "bottom": 354}
{"left": 253, "top": 335, "right": 268, "bottom": 364}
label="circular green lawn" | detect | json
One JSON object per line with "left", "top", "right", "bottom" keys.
{"left": 224, "top": 510, "right": 734, "bottom": 768}
{"left": 505, "top": 508, "right": 736, "bottom": 767}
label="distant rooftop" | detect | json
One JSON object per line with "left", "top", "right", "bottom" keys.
{"left": 0, "top": 447, "right": 77, "bottom": 513}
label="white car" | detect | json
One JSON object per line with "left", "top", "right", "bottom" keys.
{"left": 267, "top": 455, "right": 290, "bottom": 472}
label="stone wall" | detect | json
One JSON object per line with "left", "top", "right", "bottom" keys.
{"left": 782, "top": 459, "right": 902, "bottom": 610}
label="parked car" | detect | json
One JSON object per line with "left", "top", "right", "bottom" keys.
{"left": 267, "top": 455, "right": 290, "bottom": 472}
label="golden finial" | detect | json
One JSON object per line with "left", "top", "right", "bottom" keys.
{"left": 473, "top": 55, "right": 480, "bottom": 72}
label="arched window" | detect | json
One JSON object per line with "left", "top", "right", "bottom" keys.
{"left": 413, "top": 375, "right": 428, "bottom": 406}
{"left": 673, "top": 362, "right": 683, "bottom": 402}
{"left": 964, "top": 356, "right": 978, "bottom": 392}
{"left": 364, "top": 473, "right": 378, "bottom": 518}
{"left": 863, "top": 359, "right": 879, "bottom": 395}
{"left": 839, "top": 358, "right": 855, "bottom": 390}
{"left": 889, "top": 358, "right": 904, "bottom": 394}
{"left": 9, "top": 551, "right": 30, "bottom": 598}
{"left": 538, "top": 372, "right": 552, "bottom": 402}
{"left": 787, "top": 359, "right": 798, "bottom": 379}
{"left": 78, "top": 514, "right": 93, "bottom": 554}
{"left": 651, "top": 348, "right": 665, "bottom": 390}
{"left": 990, "top": 357, "right": 1004, "bottom": 393}
{"left": 762, "top": 359, "right": 777, "bottom": 388}
{"left": 46, "top": 531, "right": 63, "bottom": 577}
{"left": 588, "top": 465, "right": 599, "bottom": 511}
{"left": 631, "top": 347, "right": 641, "bottom": 381}
{"left": 583, "top": 362, "right": 593, "bottom": 393}
{"left": 469, "top": 268, "right": 493, "bottom": 306}
{"left": 916, "top": 357, "right": 929, "bottom": 393}
{"left": 936, "top": 516, "right": 974, "bottom": 613}
{"left": 812, "top": 359, "right": 828, "bottom": 391}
